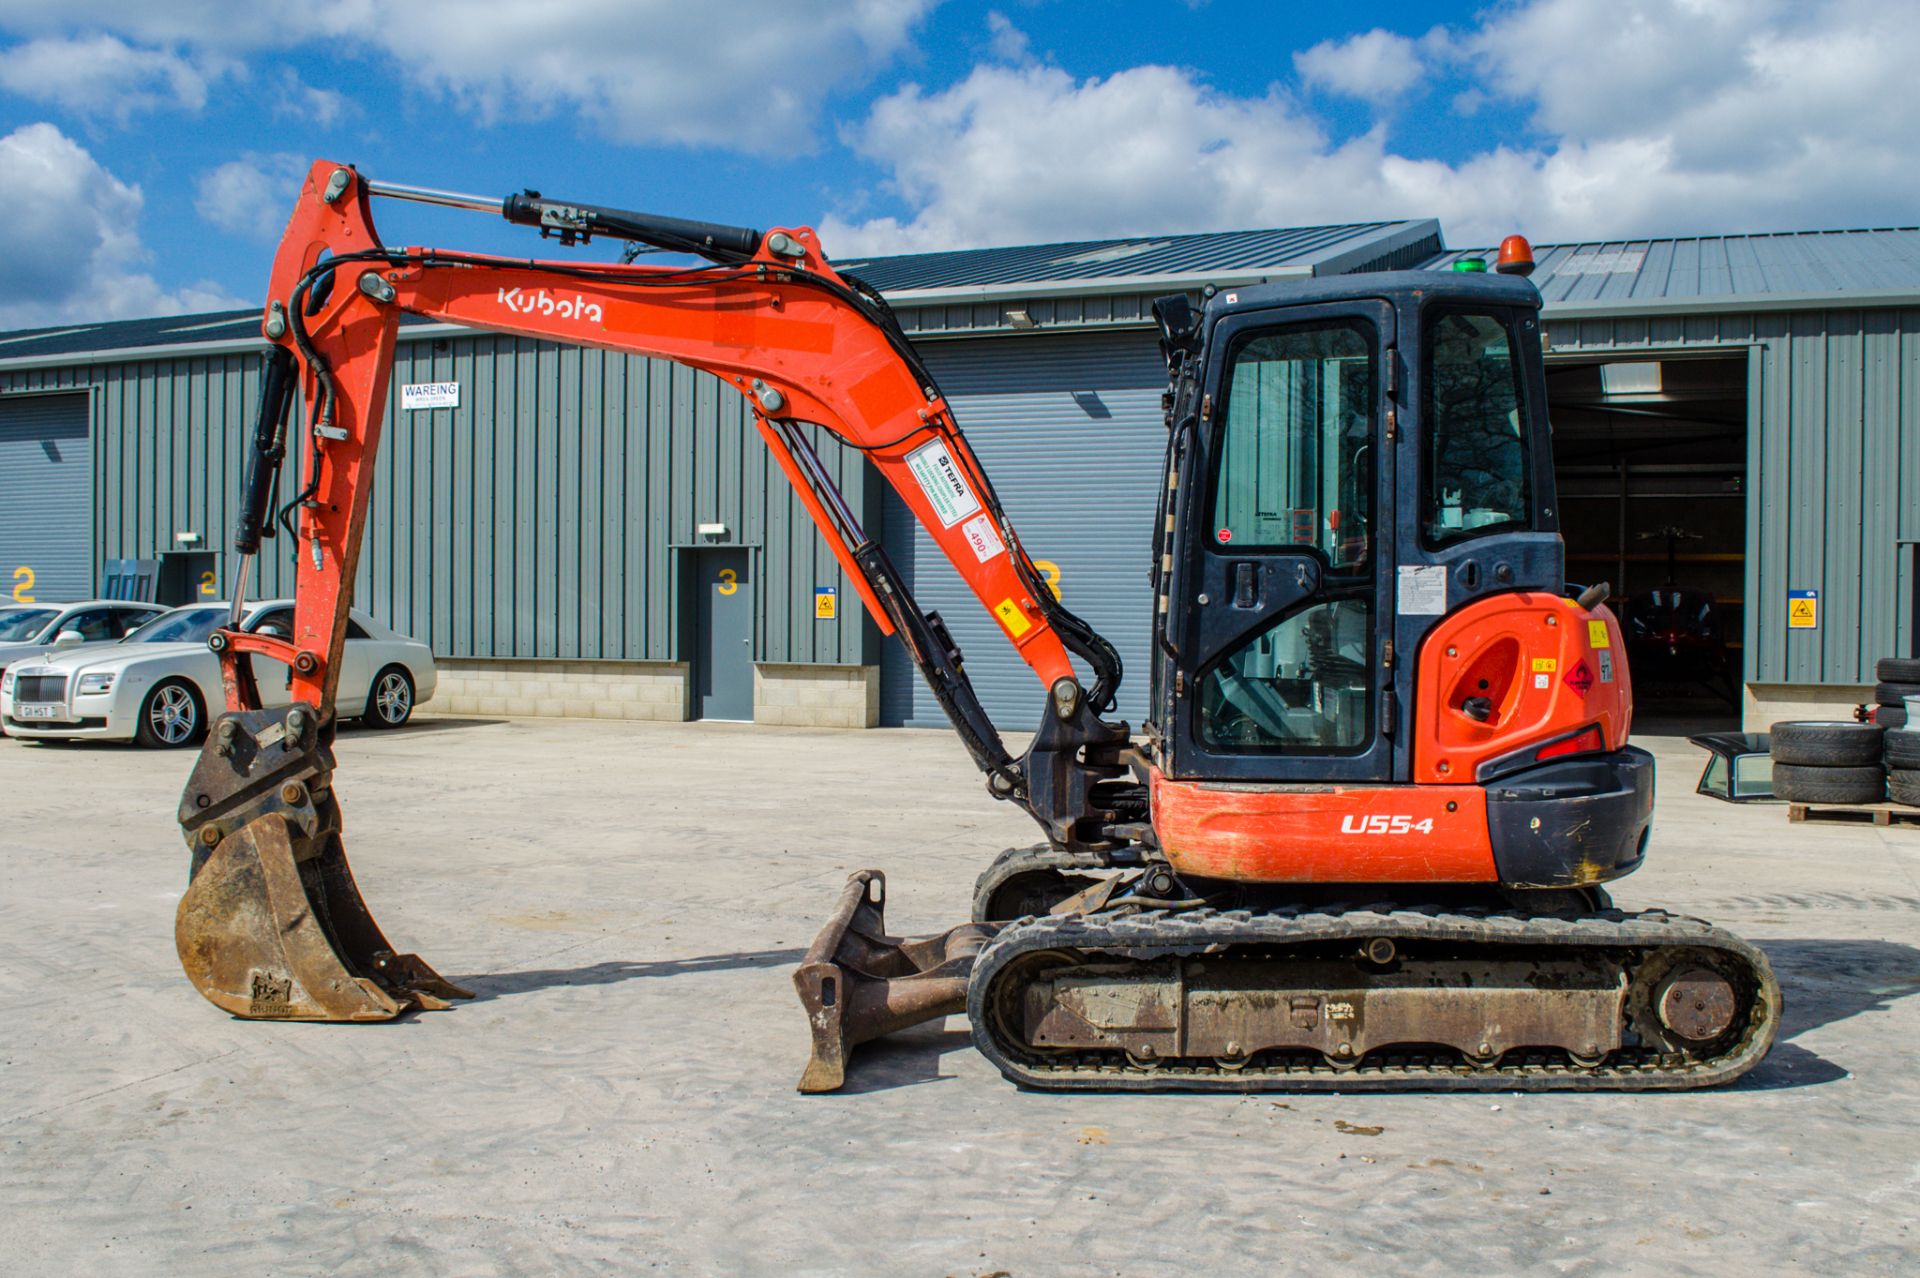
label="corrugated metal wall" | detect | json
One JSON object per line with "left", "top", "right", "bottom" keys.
{"left": 1545, "top": 307, "right": 1920, "bottom": 683}
{"left": 879, "top": 330, "right": 1168, "bottom": 728}
{"left": 0, "top": 336, "right": 878, "bottom": 667}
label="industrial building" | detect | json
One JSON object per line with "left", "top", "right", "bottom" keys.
{"left": 1, "top": 220, "right": 1915, "bottom": 731}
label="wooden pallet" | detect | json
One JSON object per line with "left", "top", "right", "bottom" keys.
{"left": 1787, "top": 801, "right": 1920, "bottom": 827}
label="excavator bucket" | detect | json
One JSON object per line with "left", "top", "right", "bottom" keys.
{"left": 175, "top": 705, "right": 470, "bottom": 1020}
{"left": 794, "top": 871, "right": 996, "bottom": 1093}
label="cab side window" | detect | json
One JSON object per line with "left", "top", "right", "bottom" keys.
{"left": 62, "top": 608, "right": 120, "bottom": 641}
{"left": 1423, "top": 311, "right": 1532, "bottom": 545}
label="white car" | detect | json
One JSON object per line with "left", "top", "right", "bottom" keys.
{"left": 0, "top": 599, "right": 170, "bottom": 674}
{"left": 0, "top": 600, "right": 172, "bottom": 737}
{"left": 0, "top": 600, "right": 436, "bottom": 747}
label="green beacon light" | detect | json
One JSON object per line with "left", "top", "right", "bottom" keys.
{"left": 1452, "top": 257, "right": 1488, "bottom": 273}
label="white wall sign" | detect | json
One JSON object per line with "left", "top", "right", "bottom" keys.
{"left": 401, "top": 381, "right": 461, "bottom": 411}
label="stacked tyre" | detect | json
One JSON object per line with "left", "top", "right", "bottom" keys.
{"left": 1873, "top": 656, "right": 1920, "bottom": 730}
{"left": 1888, "top": 721, "right": 1920, "bottom": 808}
{"left": 1770, "top": 721, "right": 1886, "bottom": 805}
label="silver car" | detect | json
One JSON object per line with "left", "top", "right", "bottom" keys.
{"left": 0, "top": 601, "right": 169, "bottom": 735}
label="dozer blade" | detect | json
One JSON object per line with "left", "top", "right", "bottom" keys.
{"left": 794, "top": 870, "right": 997, "bottom": 1093}
{"left": 175, "top": 705, "right": 471, "bottom": 1021}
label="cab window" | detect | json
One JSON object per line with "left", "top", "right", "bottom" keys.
{"left": 1423, "top": 311, "right": 1532, "bottom": 545}
{"left": 1210, "top": 319, "right": 1375, "bottom": 571}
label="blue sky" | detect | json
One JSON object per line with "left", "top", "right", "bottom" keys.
{"left": 1, "top": 0, "right": 1914, "bottom": 329}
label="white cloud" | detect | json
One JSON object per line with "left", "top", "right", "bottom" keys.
{"left": 195, "top": 152, "right": 309, "bottom": 241}
{"left": 826, "top": 0, "right": 1920, "bottom": 255}
{"left": 0, "top": 1, "right": 935, "bottom": 153}
{"left": 0, "top": 34, "right": 231, "bottom": 119}
{"left": 0, "top": 123, "right": 242, "bottom": 328}
{"left": 1294, "top": 29, "right": 1424, "bottom": 105}
{"left": 272, "top": 66, "right": 352, "bottom": 128}
{"left": 985, "top": 11, "right": 1030, "bottom": 64}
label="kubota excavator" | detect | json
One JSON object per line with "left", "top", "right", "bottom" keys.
{"left": 174, "top": 160, "right": 1780, "bottom": 1093}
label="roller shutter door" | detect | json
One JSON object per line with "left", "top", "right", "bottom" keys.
{"left": 879, "top": 331, "right": 1166, "bottom": 729}
{"left": 0, "top": 393, "right": 90, "bottom": 604}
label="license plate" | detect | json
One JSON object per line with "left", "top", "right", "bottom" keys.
{"left": 15, "top": 704, "right": 60, "bottom": 720}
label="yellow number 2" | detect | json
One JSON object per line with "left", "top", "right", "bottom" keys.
{"left": 10, "top": 565, "right": 33, "bottom": 603}
{"left": 199, "top": 569, "right": 218, "bottom": 597}
{"left": 716, "top": 567, "right": 739, "bottom": 596}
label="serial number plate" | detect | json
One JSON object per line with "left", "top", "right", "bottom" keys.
{"left": 15, "top": 704, "right": 60, "bottom": 720}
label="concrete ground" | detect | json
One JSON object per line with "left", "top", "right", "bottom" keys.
{"left": 2, "top": 715, "right": 1917, "bottom": 1276}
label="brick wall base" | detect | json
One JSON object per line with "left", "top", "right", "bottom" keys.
{"left": 1742, "top": 682, "right": 1875, "bottom": 733}
{"left": 754, "top": 663, "right": 879, "bottom": 728}
{"left": 432, "top": 658, "right": 689, "bottom": 721}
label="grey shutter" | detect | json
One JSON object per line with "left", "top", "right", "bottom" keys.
{"left": 879, "top": 331, "right": 1166, "bottom": 729}
{"left": 0, "top": 393, "right": 90, "bottom": 602}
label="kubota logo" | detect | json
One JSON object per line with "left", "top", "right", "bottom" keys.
{"left": 496, "top": 287, "right": 604, "bottom": 323}
{"left": 1340, "top": 814, "right": 1435, "bottom": 835}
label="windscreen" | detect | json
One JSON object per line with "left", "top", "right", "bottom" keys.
{"left": 0, "top": 608, "right": 58, "bottom": 642}
{"left": 127, "top": 608, "right": 225, "bottom": 645}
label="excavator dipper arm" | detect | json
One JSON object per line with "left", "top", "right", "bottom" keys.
{"left": 174, "top": 161, "right": 1131, "bottom": 1085}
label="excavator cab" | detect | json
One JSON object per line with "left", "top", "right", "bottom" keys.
{"left": 1144, "top": 274, "right": 1653, "bottom": 893}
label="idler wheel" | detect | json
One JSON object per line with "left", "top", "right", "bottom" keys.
{"left": 1657, "top": 968, "right": 1738, "bottom": 1043}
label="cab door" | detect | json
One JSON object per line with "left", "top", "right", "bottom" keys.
{"left": 1167, "top": 300, "right": 1397, "bottom": 784}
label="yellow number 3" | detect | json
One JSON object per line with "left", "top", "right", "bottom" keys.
{"left": 10, "top": 566, "right": 33, "bottom": 603}
{"left": 716, "top": 567, "right": 739, "bottom": 596}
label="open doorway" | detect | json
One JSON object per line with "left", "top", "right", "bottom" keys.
{"left": 1546, "top": 352, "right": 1749, "bottom": 733}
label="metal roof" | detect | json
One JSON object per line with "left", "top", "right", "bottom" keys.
{"left": 835, "top": 220, "right": 1437, "bottom": 297}
{"left": 1427, "top": 227, "right": 1920, "bottom": 317}
{"left": 8, "top": 223, "right": 1919, "bottom": 369}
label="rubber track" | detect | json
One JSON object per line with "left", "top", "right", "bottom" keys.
{"left": 968, "top": 905, "right": 1781, "bottom": 1092}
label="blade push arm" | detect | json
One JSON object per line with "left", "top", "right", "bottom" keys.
{"left": 224, "top": 161, "right": 1126, "bottom": 832}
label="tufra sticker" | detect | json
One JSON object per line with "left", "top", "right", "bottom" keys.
{"left": 905, "top": 438, "right": 982, "bottom": 528}
{"left": 960, "top": 513, "right": 1006, "bottom": 563}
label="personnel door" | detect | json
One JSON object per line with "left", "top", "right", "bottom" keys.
{"left": 694, "top": 549, "right": 754, "bottom": 721}
{"left": 1173, "top": 301, "right": 1397, "bottom": 783}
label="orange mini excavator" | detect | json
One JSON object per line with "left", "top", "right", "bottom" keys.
{"left": 174, "top": 162, "right": 1779, "bottom": 1092}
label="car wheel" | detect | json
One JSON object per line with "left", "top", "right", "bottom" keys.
{"left": 362, "top": 665, "right": 415, "bottom": 729}
{"left": 1768, "top": 721, "right": 1884, "bottom": 767}
{"left": 137, "top": 679, "right": 205, "bottom": 749}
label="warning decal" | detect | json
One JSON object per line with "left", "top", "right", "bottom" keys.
{"left": 994, "top": 598, "right": 1033, "bottom": 639}
{"left": 1597, "top": 650, "right": 1615, "bottom": 683}
{"left": 1531, "top": 657, "right": 1558, "bottom": 673}
{"left": 905, "top": 438, "right": 982, "bottom": 528}
{"left": 1587, "top": 620, "right": 1610, "bottom": 649}
{"left": 960, "top": 513, "right": 1006, "bottom": 563}
{"left": 1564, "top": 659, "right": 1595, "bottom": 698}
{"left": 1788, "top": 589, "right": 1819, "bottom": 630}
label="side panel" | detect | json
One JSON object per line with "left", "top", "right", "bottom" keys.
{"left": 1151, "top": 769, "right": 1498, "bottom": 883}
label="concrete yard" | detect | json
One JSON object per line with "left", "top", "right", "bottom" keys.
{"left": 3, "top": 716, "right": 1917, "bottom": 1276}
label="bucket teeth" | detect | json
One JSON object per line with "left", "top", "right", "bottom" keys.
{"left": 794, "top": 870, "right": 996, "bottom": 1093}
{"left": 175, "top": 706, "right": 469, "bottom": 1022}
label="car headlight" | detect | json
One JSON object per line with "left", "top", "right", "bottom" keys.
{"left": 78, "top": 672, "right": 116, "bottom": 695}
{"left": 0, "top": 669, "right": 11, "bottom": 694}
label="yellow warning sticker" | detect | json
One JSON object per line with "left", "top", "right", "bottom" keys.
{"left": 1587, "top": 620, "right": 1610, "bottom": 649}
{"left": 1788, "top": 590, "right": 1818, "bottom": 629}
{"left": 1531, "top": 657, "right": 1558, "bottom": 673}
{"left": 994, "top": 597, "right": 1033, "bottom": 638}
